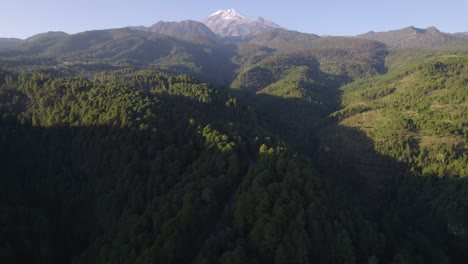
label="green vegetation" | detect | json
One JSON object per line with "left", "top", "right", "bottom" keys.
{"left": 0, "top": 69, "right": 248, "bottom": 262}
{"left": 316, "top": 48, "right": 468, "bottom": 264}
{"left": 334, "top": 54, "right": 468, "bottom": 177}
{"left": 0, "top": 28, "right": 237, "bottom": 86}
{"left": 1, "top": 27, "right": 468, "bottom": 264}
{"left": 1, "top": 68, "right": 380, "bottom": 263}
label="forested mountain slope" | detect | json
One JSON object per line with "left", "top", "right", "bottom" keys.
{"left": 131, "top": 20, "right": 220, "bottom": 45}
{"left": 314, "top": 48, "right": 468, "bottom": 264}
{"left": 0, "top": 69, "right": 389, "bottom": 263}
{"left": 0, "top": 28, "right": 236, "bottom": 86}
{"left": 328, "top": 50, "right": 468, "bottom": 178}
{"left": 229, "top": 37, "right": 388, "bottom": 148}
{"left": 0, "top": 22, "right": 468, "bottom": 264}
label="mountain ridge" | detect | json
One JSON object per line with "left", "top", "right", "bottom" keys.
{"left": 0, "top": 38, "right": 24, "bottom": 49}
{"left": 358, "top": 26, "right": 468, "bottom": 48}
{"left": 25, "top": 31, "right": 69, "bottom": 43}
{"left": 130, "top": 20, "right": 219, "bottom": 44}
{"left": 1, "top": 11, "right": 466, "bottom": 49}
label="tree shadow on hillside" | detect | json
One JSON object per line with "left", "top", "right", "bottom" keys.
{"left": 270, "top": 93, "right": 468, "bottom": 262}
{"left": 312, "top": 121, "right": 468, "bottom": 263}
{"left": 151, "top": 43, "right": 243, "bottom": 87}
{"left": 0, "top": 93, "right": 262, "bottom": 264}
{"left": 227, "top": 66, "right": 347, "bottom": 155}
{"left": 1, "top": 85, "right": 467, "bottom": 263}
{"left": 229, "top": 85, "right": 468, "bottom": 262}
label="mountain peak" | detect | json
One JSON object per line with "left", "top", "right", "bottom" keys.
{"left": 203, "top": 9, "right": 281, "bottom": 38}
{"left": 425, "top": 26, "right": 440, "bottom": 33}
{"left": 209, "top": 8, "right": 246, "bottom": 20}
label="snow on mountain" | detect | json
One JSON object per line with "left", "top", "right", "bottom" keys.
{"left": 202, "top": 8, "right": 281, "bottom": 38}
{"left": 209, "top": 8, "right": 246, "bottom": 20}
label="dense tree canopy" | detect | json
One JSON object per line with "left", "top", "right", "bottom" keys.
{"left": 0, "top": 38, "right": 467, "bottom": 264}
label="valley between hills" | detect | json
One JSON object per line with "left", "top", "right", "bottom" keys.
{"left": 1, "top": 8, "right": 467, "bottom": 264}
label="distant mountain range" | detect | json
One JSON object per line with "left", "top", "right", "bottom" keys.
{"left": 358, "top": 26, "right": 467, "bottom": 48}
{"left": 0, "top": 8, "right": 467, "bottom": 76}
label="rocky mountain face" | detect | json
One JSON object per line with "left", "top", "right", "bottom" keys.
{"left": 357, "top": 26, "right": 468, "bottom": 48}
{"left": 202, "top": 8, "right": 281, "bottom": 37}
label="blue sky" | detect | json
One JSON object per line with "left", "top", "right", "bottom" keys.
{"left": 1, "top": 0, "right": 467, "bottom": 39}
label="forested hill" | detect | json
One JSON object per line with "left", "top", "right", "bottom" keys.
{"left": 1, "top": 23, "right": 468, "bottom": 263}
{"left": 0, "top": 69, "right": 388, "bottom": 263}
{"left": 327, "top": 50, "right": 468, "bottom": 178}
{"left": 316, "top": 48, "right": 468, "bottom": 263}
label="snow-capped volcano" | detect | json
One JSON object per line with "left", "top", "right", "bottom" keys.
{"left": 202, "top": 8, "right": 281, "bottom": 38}
{"left": 208, "top": 8, "right": 246, "bottom": 20}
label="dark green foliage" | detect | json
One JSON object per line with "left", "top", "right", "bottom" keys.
{"left": 1, "top": 69, "right": 366, "bottom": 263}
{"left": 197, "top": 147, "right": 385, "bottom": 264}
{"left": 0, "top": 69, "right": 254, "bottom": 263}
{"left": 0, "top": 33, "right": 468, "bottom": 264}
